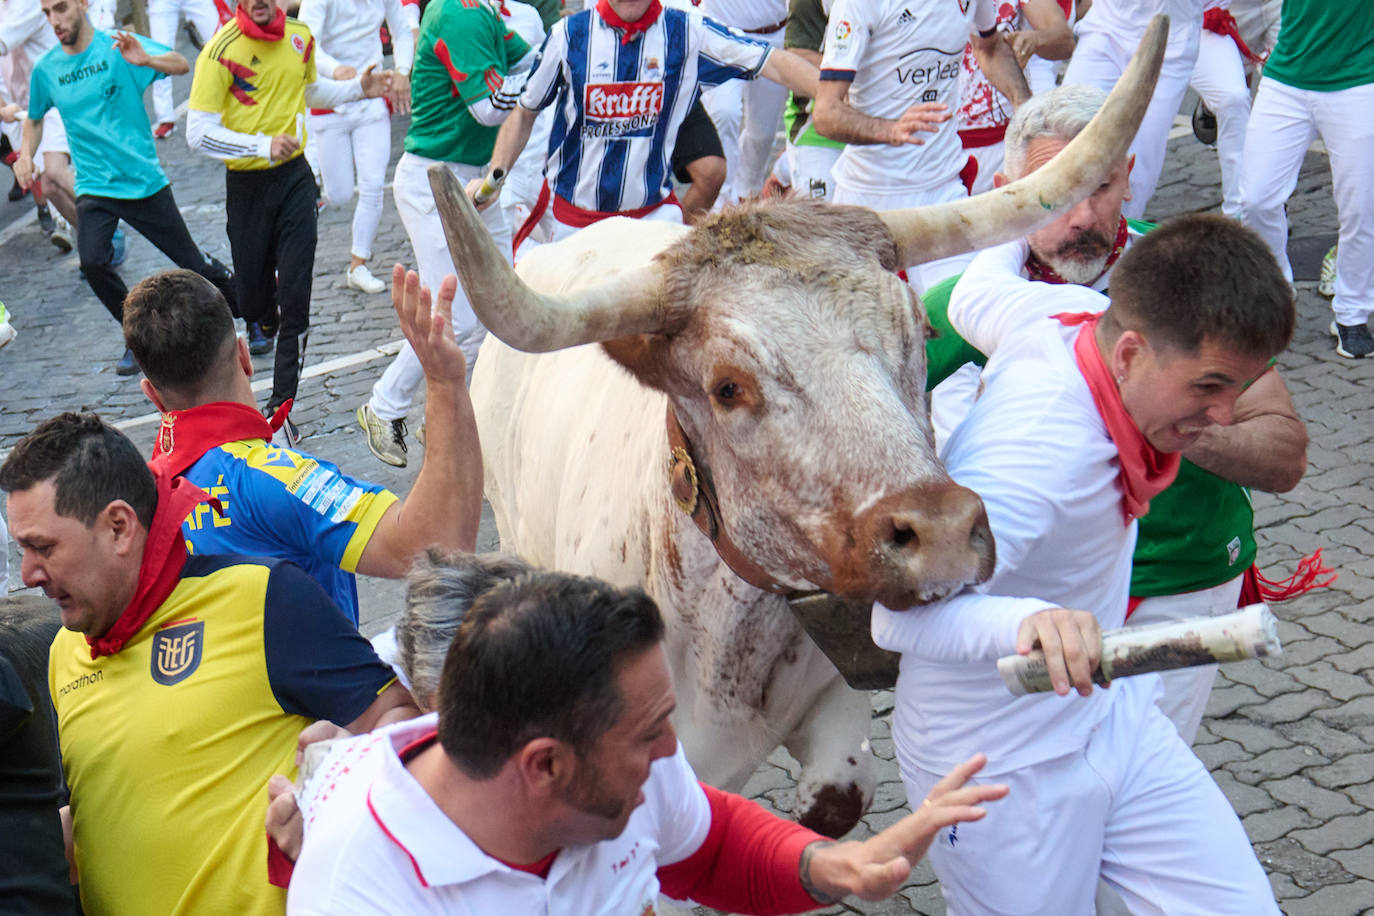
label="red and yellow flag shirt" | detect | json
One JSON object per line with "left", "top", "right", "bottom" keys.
{"left": 189, "top": 16, "right": 317, "bottom": 170}
{"left": 49, "top": 555, "right": 397, "bottom": 916}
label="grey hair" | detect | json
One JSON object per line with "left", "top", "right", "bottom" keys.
{"left": 1003, "top": 84, "right": 1110, "bottom": 180}
{"left": 396, "top": 548, "right": 534, "bottom": 706}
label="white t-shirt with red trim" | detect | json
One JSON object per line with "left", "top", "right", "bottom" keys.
{"left": 820, "top": 0, "right": 998, "bottom": 194}
{"left": 286, "top": 714, "right": 713, "bottom": 915}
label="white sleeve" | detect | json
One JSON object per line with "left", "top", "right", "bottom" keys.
{"left": 974, "top": 0, "right": 1000, "bottom": 33}
{"left": 304, "top": 74, "right": 365, "bottom": 108}
{"left": 872, "top": 592, "right": 1051, "bottom": 662}
{"left": 695, "top": 15, "right": 772, "bottom": 81}
{"left": 384, "top": 0, "right": 416, "bottom": 71}
{"left": 646, "top": 744, "right": 713, "bottom": 866}
{"left": 186, "top": 107, "right": 273, "bottom": 161}
{"left": 0, "top": 1, "right": 46, "bottom": 57}
{"left": 402, "top": 0, "right": 419, "bottom": 31}
{"left": 949, "top": 240, "right": 1109, "bottom": 357}
{"left": 518, "top": 25, "right": 567, "bottom": 111}
{"left": 468, "top": 67, "right": 531, "bottom": 125}
{"left": 818, "top": 0, "right": 869, "bottom": 74}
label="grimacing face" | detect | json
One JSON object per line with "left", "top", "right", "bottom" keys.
{"left": 1021, "top": 136, "right": 1134, "bottom": 286}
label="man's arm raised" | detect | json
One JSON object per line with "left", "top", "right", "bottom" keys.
{"left": 355, "top": 268, "right": 483, "bottom": 577}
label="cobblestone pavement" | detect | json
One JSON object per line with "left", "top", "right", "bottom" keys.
{"left": 1, "top": 53, "right": 1372, "bottom": 913}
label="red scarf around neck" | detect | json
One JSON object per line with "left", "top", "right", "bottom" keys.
{"left": 1052, "top": 312, "right": 1181, "bottom": 524}
{"left": 1026, "top": 216, "right": 1129, "bottom": 286}
{"left": 152, "top": 400, "right": 293, "bottom": 476}
{"left": 596, "top": 0, "right": 663, "bottom": 43}
{"left": 87, "top": 464, "right": 216, "bottom": 659}
{"left": 236, "top": 4, "right": 286, "bottom": 40}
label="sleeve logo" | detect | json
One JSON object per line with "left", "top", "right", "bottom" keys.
{"left": 151, "top": 619, "right": 205, "bottom": 686}
{"left": 291, "top": 33, "right": 306, "bottom": 55}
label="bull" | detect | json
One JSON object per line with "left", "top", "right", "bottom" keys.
{"left": 430, "top": 20, "right": 1166, "bottom": 838}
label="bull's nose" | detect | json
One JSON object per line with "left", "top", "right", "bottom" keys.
{"left": 865, "top": 484, "right": 996, "bottom": 606}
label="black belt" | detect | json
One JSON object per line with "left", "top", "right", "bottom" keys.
{"left": 743, "top": 16, "right": 788, "bottom": 34}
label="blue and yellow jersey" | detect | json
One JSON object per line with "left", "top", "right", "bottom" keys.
{"left": 178, "top": 438, "right": 397, "bottom": 625}
{"left": 189, "top": 17, "right": 318, "bottom": 170}
{"left": 49, "top": 554, "right": 396, "bottom": 916}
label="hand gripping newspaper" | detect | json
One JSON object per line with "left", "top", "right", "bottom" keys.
{"left": 999, "top": 603, "right": 1282, "bottom": 696}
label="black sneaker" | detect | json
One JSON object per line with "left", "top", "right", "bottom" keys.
{"left": 36, "top": 204, "right": 54, "bottom": 235}
{"left": 115, "top": 347, "right": 140, "bottom": 376}
{"left": 1192, "top": 99, "right": 1217, "bottom": 146}
{"left": 247, "top": 322, "right": 275, "bottom": 355}
{"left": 1330, "top": 320, "right": 1374, "bottom": 359}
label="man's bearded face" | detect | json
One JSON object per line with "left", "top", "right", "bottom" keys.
{"left": 1021, "top": 136, "right": 1133, "bottom": 286}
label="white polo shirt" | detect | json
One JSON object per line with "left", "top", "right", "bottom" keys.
{"left": 1075, "top": 0, "right": 1204, "bottom": 58}
{"left": 287, "top": 714, "right": 714, "bottom": 915}
{"left": 820, "top": 0, "right": 997, "bottom": 194}
{"left": 872, "top": 239, "right": 1158, "bottom": 778}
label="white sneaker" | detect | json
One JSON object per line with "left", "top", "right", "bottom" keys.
{"left": 49, "top": 215, "right": 73, "bottom": 253}
{"left": 346, "top": 263, "right": 386, "bottom": 294}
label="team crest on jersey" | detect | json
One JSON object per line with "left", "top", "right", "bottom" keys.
{"left": 151, "top": 619, "right": 204, "bottom": 686}
{"left": 833, "top": 20, "right": 852, "bottom": 41}
{"left": 291, "top": 33, "right": 306, "bottom": 55}
{"left": 583, "top": 81, "right": 664, "bottom": 138}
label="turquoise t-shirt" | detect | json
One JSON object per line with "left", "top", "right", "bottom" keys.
{"left": 28, "top": 30, "right": 172, "bottom": 199}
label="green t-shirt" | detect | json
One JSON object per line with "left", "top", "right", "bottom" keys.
{"left": 405, "top": 0, "right": 532, "bottom": 164}
{"left": 918, "top": 269, "right": 1256, "bottom": 597}
{"left": 782, "top": 0, "right": 843, "bottom": 150}
{"left": 1263, "top": 0, "right": 1374, "bottom": 92}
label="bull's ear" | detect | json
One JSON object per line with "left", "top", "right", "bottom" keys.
{"left": 601, "top": 335, "right": 674, "bottom": 391}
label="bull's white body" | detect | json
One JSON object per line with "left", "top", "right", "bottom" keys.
{"left": 470, "top": 221, "right": 874, "bottom": 819}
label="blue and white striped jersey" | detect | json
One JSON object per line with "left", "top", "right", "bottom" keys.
{"left": 519, "top": 6, "right": 771, "bottom": 214}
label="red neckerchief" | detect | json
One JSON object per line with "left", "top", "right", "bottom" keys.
{"left": 87, "top": 464, "right": 216, "bottom": 659}
{"left": 1203, "top": 7, "right": 1263, "bottom": 64}
{"left": 1051, "top": 312, "right": 1181, "bottom": 524}
{"left": 236, "top": 5, "right": 286, "bottom": 40}
{"left": 1026, "top": 216, "right": 1129, "bottom": 286}
{"left": 152, "top": 400, "right": 294, "bottom": 476}
{"left": 596, "top": 0, "right": 662, "bottom": 43}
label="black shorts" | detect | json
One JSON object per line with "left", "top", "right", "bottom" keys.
{"left": 671, "top": 97, "right": 724, "bottom": 184}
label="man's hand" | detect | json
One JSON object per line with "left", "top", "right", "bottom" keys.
{"left": 113, "top": 30, "right": 152, "bottom": 67}
{"left": 1016, "top": 608, "right": 1103, "bottom": 696}
{"left": 799, "top": 754, "right": 1009, "bottom": 903}
{"left": 391, "top": 264, "right": 467, "bottom": 385}
{"left": 887, "top": 102, "right": 950, "bottom": 146}
{"left": 270, "top": 134, "right": 300, "bottom": 161}
{"left": 294, "top": 718, "right": 349, "bottom": 769}
{"left": 12, "top": 151, "right": 35, "bottom": 189}
{"left": 389, "top": 71, "right": 412, "bottom": 115}
{"left": 333, "top": 63, "right": 357, "bottom": 80}
{"left": 360, "top": 63, "right": 392, "bottom": 99}
{"left": 463, "top": 175, "right": 499, "bottom": 211}
{"left": 1003, "top": 29, "right": 1042, "bottom": 69}
{"left": 265, "top": 775, "right": 304, "bottom": 861}
{"left": 0, "top": 102, "right": 21, "bottom": 123}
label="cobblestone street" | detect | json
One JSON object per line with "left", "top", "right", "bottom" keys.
{"left": 1, "top": 55, "right": 1371, "bottom": 913}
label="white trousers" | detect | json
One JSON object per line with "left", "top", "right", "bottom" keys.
{"left": 963, "top": 140, "right": 1004, "bottom": 197}
{"left": 702, "top": 26, "right": 787, "bottom": 204}
{"left": 1063, "top": 30, "right": 1198, "bottom": 219}
{"left": 901, "top": 681, "right": 1278, "bottom": 916}
{"left": 311, "top": 98, "right": 391, "bottom": 261}
{"left": 1242, "top": 78, "right": 1374, "bottom": 326}
{"left": 369, "top": 153, "right": 512, "bottom": 421}
{"left": 149, "top": 0, "right": 220, "bottom": 123}
{"left": 785, "top": 142, "right": 841, "bottom": 203}
{"left": 1190, "top": 29, "right": 1251, "bottom": 220}
{"left": 1127, "top": 574, "right": 1245, "bottom": 745}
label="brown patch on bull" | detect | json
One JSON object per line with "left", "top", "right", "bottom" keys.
{"left": 797, "top": 781, "right": 866, "bottom": 839}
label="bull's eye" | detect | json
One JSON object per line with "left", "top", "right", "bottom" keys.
{"left": 715, "top": 381, "right": 740, "bottom": 402}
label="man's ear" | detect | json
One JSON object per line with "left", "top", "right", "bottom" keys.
{"left": 1111, "top": 328, "right": 1148, "bottom": 382}
{"left": 140, "top": 377, "right": 168, "bottom": 413}
{"left": 515, "top": 737, "right": 576, "bottom": 796}
{"left": 237, "top": 335, "right": 255, "bottom": 377}
{"left": 102, "top": 500, "right": 145, "bottom": 557}
{"left": 992, "top": 171, "right": 1010, "bottom": 189}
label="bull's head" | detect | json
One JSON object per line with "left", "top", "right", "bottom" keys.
{"left": 433, "top": 18, "right": 1166, "bottom": 610}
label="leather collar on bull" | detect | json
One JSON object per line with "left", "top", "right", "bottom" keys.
{"left": 666, "top": 406, "right": 900, "bottom": 690}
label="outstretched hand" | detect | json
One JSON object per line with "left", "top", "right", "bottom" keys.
{"left": 800, "top": 753, "right": 1009, "bottom": 903}
{"left": 391, "top": 264, "right": 467, "bottom": 386}
{"left": 113, "top": 30, "right": 151, "bottom": 67}
{"left": 360, "top": 63, "right": 393, "bottom": 99}
{"left": 888, "top": 102, "right": 950, "bottom": 146}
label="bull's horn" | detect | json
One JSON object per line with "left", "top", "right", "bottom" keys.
{"left": 429, "top": 166, "right": 668, "bottom": 353}
{"left": 879, "top": 14, "right": 1168, "bottom": 268}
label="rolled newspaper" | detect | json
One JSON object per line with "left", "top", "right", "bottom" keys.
{"left": 998, "top": 602, "right": 1282, "bottom": 697}
{"left": 473, "top": 167, "right": 507, "bottom": 206}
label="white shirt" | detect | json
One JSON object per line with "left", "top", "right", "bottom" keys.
{"left": 821, "top": 0, "right": 998, "bottom": 194}
{"left": 288, "top": 715, "right": 714, "bottom": 915}
{"left": 872, "top": 239, "right": 1156, "bottom": 778}
{"left": 0, "top": 0, "right": 57, "bottom": 105}
{"left": 1075, "top": 0, "right": 1204, "bottom": 58}
{"left": 697, "top": 0, "right": 788, "bottom": 31}
{"left": 296, "top": 0, "right": 416, "bottom": 78}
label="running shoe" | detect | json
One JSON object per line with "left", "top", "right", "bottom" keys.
{"left": 247, "top": 321, "right": 275, "bottom": 355}
{"left": 357, "top": 403, "right": 408, "bottom": 467}
{"left": 1331, "top": 320, "right": 1374, "bottom": 359}
{"left": 116, "top": 347, "right": 140, "bottom": 376}
{"left": 346, "top": 263, "right": 386, "bottom": 293}
{"left": 267, "top": 406, "right": 300, "bottom": 448}
{"left": 1191, "top": 99, "right": 1217, "bottom": 146}
{"left": 36, "top": 203, "right": 55, "bottom": 235}
{"left": 153, "top": 122, "right": 176, "bottom": 140}
{"left": 1318, "top": 244, "right": 1336, "bottom": 298}
{"left": 49, "top": 214, "right": 72, "bottom": 253}
{"left": 111, "top": 228, "right": 127, "bottom": 267}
